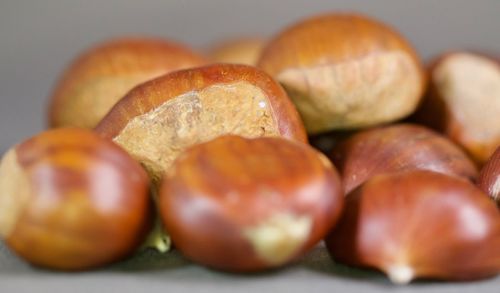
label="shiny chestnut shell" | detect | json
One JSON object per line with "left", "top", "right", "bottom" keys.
{"left": 159, "top": 135, "right": 343, "bottom": 272}
{"left": 0, "top": 128, "right": 151, "bottom": 270}
{"left": 478, "top": 146, "right": 500, "bottom": 205}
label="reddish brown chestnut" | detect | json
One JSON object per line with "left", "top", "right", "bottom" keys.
{"left": 331, "top": 124, "right": 478, "bottom": 194}
{"left": 326, "top": 170, "right": 500, "bottom": 284}
{"left": 159, "top": 135, "right": 343, "bottom": 272}
{"left": 478, "top": 146, "right": 500, "bottom": 205}
{"left": 258, "top": 13, "right": 425, "bottom": 134}
{"left": 0, "top": 128, "right": 150, "bottom": 270}
{"left": 208, "top": 37, "right": 265, "bottom": 66}
{"left": 413, "top": 52, "right": 500, "bottom": 164}
{"left": 95, "top": 63, "right": 307, "bottom": 183}
{"left": 48, "top": 37, "right": 208, "bottom": 129}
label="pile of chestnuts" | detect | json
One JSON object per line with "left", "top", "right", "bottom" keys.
{"left": 0, "top": 12, "right": 499, "bottom": 285}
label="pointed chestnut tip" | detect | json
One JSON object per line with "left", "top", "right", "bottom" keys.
{"left": 386, "top": 265, "right": 415, "bottom": 285}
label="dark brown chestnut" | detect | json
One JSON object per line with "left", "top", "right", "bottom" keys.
{"left": 326, "top": 170, "right": 500, "bottom": 284}
{"left": 0, "top": 128, "right": 151, "bottom": 270}
{"left": 478, "top": 146, "right": 500, "bottom": 205}
{"left": 159, "top": 135, "right": 343, "bottom": 272}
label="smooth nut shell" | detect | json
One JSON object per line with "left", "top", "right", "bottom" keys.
{"left": 48, "top": 37, "right": 207, "bottom": 129}
{"left": 0, "top": 128, "right": 151, "bottom": 270}
{"left": 331, "top": 124, "right": 478, "bottom": 194}
{"left": 326, "top": 170, "right": 500, "bottom": 283}
{"left": 208, "top": 37, "right": 265, "bottom": 66}
{"left": 478, "top": 146, "right": 500, "bottom": 205}
{"left": 159, "top": 135, "right": 343, "bottom": 272}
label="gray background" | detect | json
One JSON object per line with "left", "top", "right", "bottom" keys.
{"left": 0, "top": 0, "right": 499, "bottom": 292}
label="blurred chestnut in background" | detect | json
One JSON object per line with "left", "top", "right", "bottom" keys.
{"left": 48, "top": 37, "right": 208, "bottom": 129}
{"left": 331, "top": 124, "right": 478, "bottom": 194}
{"left": 159, "top": 135, "right": 343, "bottom": 272}
{"left": 258, "top": 13, "right": 425, "bottom": 134}
{"left": 326, "top": 170, "right": 500, "bottom": 284}
{"left": 413, "top": 52, "right": 500, "bottom": 165}
{"left": 95, "top": 63, "right": 307, "bottom": 183}
{"left": 0, "top": 128, "right": 151, "bottom": 270}
{"left": 208, "top": 37, "right": 265, "bottom": 66}
{"left": 478, "top": 146, "right": 500, "bottom": 205}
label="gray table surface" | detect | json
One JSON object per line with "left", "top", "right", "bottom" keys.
{"left": 1, "top": 0, "right": 499, "bottom": 292}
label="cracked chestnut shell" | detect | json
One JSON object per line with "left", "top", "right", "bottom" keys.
{"left": 478, "top": 146, "right": 500, "bottom": 205}
{"left": 331, "top": 124, "right": 478, "bottom": 194}
{"left": 159, "top": 135, "right": 343, "bottom": 272}
{"left": 48, "top": 37, "right": 207, "bottom": 129}
{"left": 257, "top": 13, "right": 425, "bottom": 134}
{"left": 0, "top": 128, "right": 150, "bottom": 270}
{"left": 95, "top": 63, "right": 307, "bottom": 183}
{"left": 413, "top": 52, "right": 500, "bottom": 164}
{"left": 326, "top": 170, "right": 500, "bottom": 284}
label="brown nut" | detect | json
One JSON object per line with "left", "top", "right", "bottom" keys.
{"left": 159, "top": 135, "right": 344, "bottom": 272}
{"left": 257, "top": 13, "right": 425, "bottom": 134}
{"left": 413, "top": 52, "right": 500, "bottom": 164}
{"left": 331, "top": 124, "right": 478, "bottom": 194}
{"left": 208, "top": 37, "right": 265, "bottom": 66}
{"left": 0, "top": 128, "right": 151, "bottom": 270}
{"left": 48, "top": 37, "right": 208, "bottom": 129}
{"left": 326, "top": 170, "right": 500, "bottom": 284}
{"left": 95, "top": 63, "right": 307, "bottom": 183}
{"left": 478, "top": 146, "right": 500, "bottom": 205}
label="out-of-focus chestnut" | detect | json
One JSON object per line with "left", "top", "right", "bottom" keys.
{"left": 208, "top": 37, "right": 265, "bottom": 66}
{"left": 0, "top": 128, "right": 151, "bottom": 270}
{"left": 326, "top": 170, "right": 500, "bottom": 284}
{"left": 48, "top": 37, "right": 208, "bottom": 129}
{"left": 478, "top": 146, "right": 500, "bottom": 205}
{"left": 159, "top": 135, "right": 344, "bottom": 272}
{"left": 95, "top": 63, "right": 307, "bottom": 183}
{"left": 257, "top": 13, "right": 425, "bottom": 134}
{"left": 413, "top": 52, "right": 500, "bottom": 164}
{"left": 331, "top": 124, "right": 478, "bottom": 194}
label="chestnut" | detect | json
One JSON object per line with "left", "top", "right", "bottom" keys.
{"left": 478, "top": 146, "right": 500, "bottom": 205}
{"left": 95, "top": 63, "right": 307, "bottom": 183}
{"left": 413, "top": 52, "right": 500, "bottom": 164}
{"left": 257, "top": 13, "right": 425, "bottom": 134}
{"left": 208, "top": 37, "right": 265, "bottom": 66}
{"left": 159, "top": 135, "right": 343, "bottom": 272}
{"left": 48, "top": 37, "right": 208, "bottom": 129}
{"left": 0, "top": 128, "right": 151, "bottom": 270}
{"left": 331, "top": 124, "right": 478, "bottom": 194}
{"left": 325, "top": 170, "right": 500, "bottom": 284}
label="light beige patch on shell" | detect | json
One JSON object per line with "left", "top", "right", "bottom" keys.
{"left": 113, "top": 81, "right": 279, "bottom": 182}
{"left": 0, "top": 149, "right": 32, "bottom": 238}
{"left": 243, "top": 213, "right": 312, "bottom": 266}
{"left": 433, "top": 53, "right": 500, "bottom": 142}
{"left": 489, "top": 175, "right": 500, "bottom": 202}
{"left": 277, "top": 51, "right": 421, "bottom": 133}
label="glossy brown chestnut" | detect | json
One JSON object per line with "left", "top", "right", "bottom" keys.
{"left": 478, "top": 146, "right": 500, "bottom": 205}
{"left": 0, "top": 128, "right": 150, "bottom": 270}
{"left": 331, "top": 124, "right": 478, "bottom": 194}
{"left": 413, "top": 52, "right": 500, "bottom": 164}
{"left": 95, "top": 63, "right": 307, "bottom": 183}
{"left": 208, "top": 37, "right": 265, "bottom": 66}
{"left": 326, "top": 170, "right": 500, "bottom": 284}
{"left": 257, "top": 13, "right": 425, "bottom": 134}
{"left": 159, "top": 135, "right": 344, "bottom": 272}
{"left": 48, "top": 37, "right": 208, "bottom": 129}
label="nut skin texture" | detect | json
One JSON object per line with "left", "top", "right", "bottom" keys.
{"left": 159, "top": 135, "right": 343, "bottom": 272}
{"left": 48, "top": 37, "right": 207, "bottom": 129}
{"left": 331, "top": 124, "right": 478, "bottom": 194}
{"left": 413, "top": 52, "right": 500, "bottom": 165}
{"left": 0, "top": 128, "right": 151, "bottom": 270}
{"left": 325, "top": 170, "right": 500, "bottom": 284}
{"left": 257, "top": 13, "right": 425, "bottom": 134}
{"left": 95, "top": 63, "right": 307, "bottom": 182}
{"left": 208, "top": 37, "right": 265, "bottom": 66}
{"left": 478, "top": 146, "right": 500, "bottom": 205}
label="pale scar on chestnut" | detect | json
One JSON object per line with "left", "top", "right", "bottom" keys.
{"left": 0, "top": 149, "right": 31, "bottom": 237}
{"left": 113, "top": 81, "right": 280, "bottom": 181}
{"left": 243, "top": 213, "right": 312, "bottom": 265}
{"left": 277, "top": 51, "right": 421, "bottom": 133}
